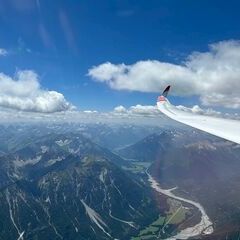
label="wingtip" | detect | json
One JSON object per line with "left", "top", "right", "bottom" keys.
{"left": 157, "top": 85, "right": 171, "bottom": 102}
{"left": 162, "top": 85, "right": 171, "bottom": 97}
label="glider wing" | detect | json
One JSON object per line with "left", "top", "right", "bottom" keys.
{"left": 157, "top": 86, "right": 240, "bottom": 144}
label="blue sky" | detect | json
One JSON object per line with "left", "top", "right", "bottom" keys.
{"left": 0, "top": 0, "right": 240, "bottom": 112}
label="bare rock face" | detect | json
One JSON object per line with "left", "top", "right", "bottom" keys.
{"left": 0, "top": 130, "right": 159, "bottom": 240}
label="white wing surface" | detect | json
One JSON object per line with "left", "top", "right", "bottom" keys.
{"left": 157, "top": 86, "right": 240, "bottom": 144}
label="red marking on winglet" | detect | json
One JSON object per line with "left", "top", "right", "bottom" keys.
{"left": 157, "top": 96, "right": 166, "bottom": 102}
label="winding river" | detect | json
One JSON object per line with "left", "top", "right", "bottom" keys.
{"left": 146, "top": 172, "right": 214, "bottom": 239}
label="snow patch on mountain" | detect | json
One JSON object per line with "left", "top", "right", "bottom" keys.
{"left": 45, "top": 156, "right": 65, "bottom": 167}
{"left": 81, "top": 199, "right": 112, "bottom": 237}
{"left": 14, "top": 155, "right": 42, "bottom": 167}
{"left": 41, "top": 146, "right": 49, "bottom": 153}
{"left": 55, "top": 139, "right": 72, "bottom": 146}
{"left": 99, "top": 168, "right": 108, "bottom": 183}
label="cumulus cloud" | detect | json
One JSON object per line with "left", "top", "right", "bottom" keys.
{"left": 113, "top": 103, "right": 239, "bottom": 120}
{"left": 176, "top": 104, "right": 240, "bottom": 120}
{"left": 113, "top": 105, "right": 127, "bottom": 113}
{"left": 114, "top": 104, "right": 161, "bottom": 117}
{"left": 176, "top": 105, "right": 221, "bottom": 117}
{"left": 88, "top": 40, "right": 240, "bottom": 109}
{"left": 0, "top": 102, "right": 238, "bottom": 124}
{"left": 0, "top": 48, "right": 8, "bottom": 56}
{"left": 83, "top": 110, "right": 98, "bottom": 113}
{"left": 129, "top": 105, "right": 160, "bottom": 115}
{"left": 0, "top": 70, "right": 73, "bottom": 113}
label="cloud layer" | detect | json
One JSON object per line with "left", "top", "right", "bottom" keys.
{"left": 0, "top": 103, "right": 238, "bottom": 124}
{"left": 0, "top": 70, "right": 73, "bottom": 113}
{"left": 113, "top": 104, "right": 239, "bottom": 120}
{"left": 88, "top": 40, "right": 240, "bottom": 109}
{"left": 113, "top": 104, "right": 161, "bottom": 117}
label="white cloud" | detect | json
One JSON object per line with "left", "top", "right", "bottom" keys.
{"left": 0, "top": 102, "right": 238, "bottom": 124}
{"left": 113, "top": 103, "right": 240, "bottom": 120}
{"left": 176, "top": 105, "right": 221, "bottom": 117}
{"left": 0, "top": 70, "right": 73, "bottom": 113}
{"left": 176, "top": 104, "right": 240, "bottom": 120}
{"left": 114, "top": 104, "right": 161, "bottom": 117}
{"left": 129, "top": 105, "right": 159, "bottom": 115}
{"left": 0, "top": 49, "right": 8, "bottom": 56}
{"left": 88, "top": 40, "right": 240, "bottom": 109}
{"left": 113, "top": 105, "right": 127, "bottom": 113}
{"left": 83, "top": 110, "right": 98, "bottom": 113}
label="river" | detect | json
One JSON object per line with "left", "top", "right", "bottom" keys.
{"left": 147, "top": 172, "right": 214, "bottom": 239}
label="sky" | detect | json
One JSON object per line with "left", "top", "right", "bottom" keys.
{"left": 0, "top": 0, "right": 239, "bottom": 121}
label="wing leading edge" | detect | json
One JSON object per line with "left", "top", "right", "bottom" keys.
{"left": 157, "top": 86, "right": 240, "bottom": 144}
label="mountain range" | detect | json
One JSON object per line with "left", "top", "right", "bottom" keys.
{"left": 118, "top": 128, "right": 240, "bottom": 239}
{"left": 0, "top": 130, "right": 161, "bottom": 240}
{"left": 0, "top": 123, "right": 240, "bottom": 239}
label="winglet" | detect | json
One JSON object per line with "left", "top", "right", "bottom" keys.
{"left": 162, "top": 85, "right": 171, "bottom": 97}
{"left": 157, "top": 85, "right": 171, "bottom": 102}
